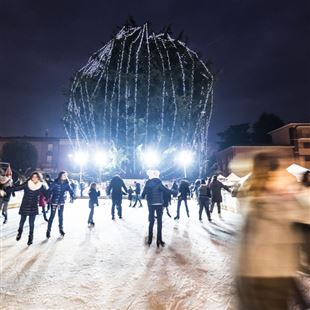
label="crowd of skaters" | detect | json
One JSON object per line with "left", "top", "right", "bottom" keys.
{"left": 0, "top": 165, "right": 232, "bottom": 247}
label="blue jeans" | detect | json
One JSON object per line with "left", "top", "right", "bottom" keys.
{"left": 47, "top": 204, "right": 64, "bottom": 231}
{"left": 88, "top": 202, "right": 95, "bottom": 223}
{"left": 111, "top": 198, "right": 122, "bottom": 218}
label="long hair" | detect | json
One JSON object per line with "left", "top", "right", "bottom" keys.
{"left": 247, "top": 152, "right": 279, "bottom": 195}
{"left": 56, "top": 171, "right": 68, "bottom": 182}
{"left": 302, "top": 170, "right": 310, "bottom": 187}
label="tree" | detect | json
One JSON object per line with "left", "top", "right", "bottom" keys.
{"left": 252, "top": 113, "right": 284, "bottom": 144}
{"left": 217, "top": 123, "right": 251, "bottom": 150}
{"left": 1, "top": 142, "right": 38, "bottom": 175}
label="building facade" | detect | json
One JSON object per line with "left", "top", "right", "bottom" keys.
{"left": 0, "top": 136, "right": 75, "bottom": 174}
{"left": 216, "top": 123, "right": 310, "bottom": 176}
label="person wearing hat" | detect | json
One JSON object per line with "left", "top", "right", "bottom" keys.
{"left": 141, "top": 170, "right": 173, "bottom": 247}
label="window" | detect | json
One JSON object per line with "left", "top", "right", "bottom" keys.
{"left": 305, "top": 155, "right": 310, "bottom": 162}
{"left": 47, "top": 155, "right": 52, "bottom": 163}
{"left": 48, "top": 144, "right": 53, "bottom": 151}
{"left": 303, "top": 142, "right": 310, "bottom": 148}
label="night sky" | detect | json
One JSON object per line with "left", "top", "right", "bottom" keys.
{"left": 1, "top": 0, "right": 309, "bottom": 145}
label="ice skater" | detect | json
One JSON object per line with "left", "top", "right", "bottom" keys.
{"left": 174, "top": 179, "right": 190, "bottom": 220}
{"left": 46, "top": 171, "right": 75, "bottom": 238}
{"left": 209, "top": 175, "right": 230, "bottom": 216}
{"left": 127, "top": 186, "right": 134, "bottom": 207}
{"left": 88, "top": 182, "right": 100, "bottom": 226}
{"left": 141, "top": 170, "right": 173, "bottom": 247}
{"left": 132, "top": 181, "right": 143, "bottom": 208}
{"left": 198, "top": 178, "right": 212, "bottom": 222}
{"left": 107, "top": 175, "right": 127, "bottom": 220}
{"left": 0, "top": 174, "right": 14, "bottom": 224}
{"left": 163, "top": 184, "right": 172, "bottom": 217}
{"left": 7, "top": 172, "right": 48, "bottom": 245}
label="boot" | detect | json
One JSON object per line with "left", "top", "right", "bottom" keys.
{"left": 16, "top": 230, "right": 22, "bottom": 241}
{"left": 27, "top": 234, "right": 33, "bottom": 246}
{"left": 3, "top": 215, "right": 7, "bottom": 224}
{"left": 46, "top": 230, "right": 50, "bottom": 238}
{"left": 59, "top": 229, "right": 65, "bottom": 237}
{"left": 174, "top": 216, "right": 179, "bottom": 220}
{"left": 156, "top": 240, "right": 165, "bottom": 248}
{"left": 147, "top": 235, "right": 153, "bottom": 246}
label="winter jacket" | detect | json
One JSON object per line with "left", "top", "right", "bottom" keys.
{"left": 127, "top": 188, "right": 134, "bottom": 200}
{"left": 134, "top": 183, "right": 141, "bottom": 195}
{"left": 9, "top": 180, "right": 48, "bottom": 216}
{"left": 163, "top": 189, "right": 172, "bottom": 207}
{"left": 49, "top": 180, "right": 74, "bottom": 205}
{"left": 89, "top": 188, "right": 100, "bottom": 206}
{"left": 171, "top": 182, "right": 178, "bottom": 197}
{"left": 178, "top": 181, "right": 190, "bottom": 199}
{"left": 107, "top": 176, "right": 127, "bottom": 200}
{"left": 141, "top": 178, "right": 171, "bottom": 206}
{"left": 198, "top": 184, "right": 211, "bottom": 199}
{"left": 210, "top": 179, "right": 230, "bottom": 203}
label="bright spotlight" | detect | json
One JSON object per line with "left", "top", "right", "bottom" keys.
{"left": 176, "top": 150, "right": 194, "bottom": 178}
{"left": 95, "top": 151, "right": 108, "bottom": 167}
{"left": 74, "top": 151, "right": 88, "bottom": 166}
{"left": 177, "top": 150, "right": 193, "bottom": 166}
{"left": 141, "top": 149, "right": 160, "bottom": 168}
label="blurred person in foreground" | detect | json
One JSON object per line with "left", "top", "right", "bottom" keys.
{"left": 236, "top": 152, "right": 310, "bottom": 310}
{"left": 297, "top": 170, "right": 310, "bottom": 275}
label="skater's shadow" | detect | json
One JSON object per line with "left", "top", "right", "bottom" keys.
{"left": 19, "top": 251, "right": 41, "bottom": 274}
{"left": 167, "top": 246, "right": 188, "bottom": 266}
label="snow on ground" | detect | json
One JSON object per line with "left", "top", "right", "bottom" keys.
{"left": 0, "top": 199, "right": 308, "bottom": 309}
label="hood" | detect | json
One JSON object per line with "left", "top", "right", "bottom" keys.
{"left": 28, "top": 180, "right": 43, "bottom": 191}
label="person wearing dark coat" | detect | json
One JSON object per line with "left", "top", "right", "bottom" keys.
{"left": 88, "top": 182, "right": 100, "bottom": 226}
{"left": 141, "top": 170, "right": 173, "bottom": 247}
{"left": 107, "top": 175, "right": 127, "bottom": 220}
{"left": 171, "top": 180, "right": 178, "bottom": 199}
{"left": 0, "top": 176, "right": 15, "bottom": 224}
{"left": 174, "top": 180, "right": 191, "bottom": 220}
{"left": 46, "top": 171, "right": 75, "bottom": 238}
{"left": 198, "top": 178, "right": 212, "bottom": 222}
{"left": 127, "top": 186, "right": 134, "bottom": 207}
{"left": 210, "top": 175, "right": 230, "bottom": 215}
{"left": 132, "top": 181, "right": 143, "bottom": 208}
{"left": 7, "top": 172, "right": 48, "bottom": 245}
{"left": 163, "top": 184, "right": 172, "bottom": 217}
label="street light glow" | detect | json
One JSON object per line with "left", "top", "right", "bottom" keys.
{"left": 141, "top": 149, "right": 160, "bottom": 168}
{"left": 74, "top": 151, "right": 88, "bottom": 166}
{"left": 177, "top": 150, "right": 193, "bottom": 166}
{"left": 95, "top": 151, "right": 108, "bottom": 167}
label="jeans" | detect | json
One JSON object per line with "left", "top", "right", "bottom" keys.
{"left": 210, "top": 201, "right": 221, "bottom": 214}
{"left": 111, "top": 198, "right": 122, "bottom": 218}
{"left": 88, "top": 203, "right": 95, "bottom": 223}
{"left": 176, "top": 197, "right": 189, "bottom": 218}
{"left": 47, "top": 204, "right": 64, "bottom": 232}
{"left": 148, "top": 205, "right": 163, "bottom": 242}
{"left": 132, "top": 194, "right": 142, "bottom": 207}
{"left": 0, "top": 199, "right": 8, "bottom": 221}
{"left": 199, "top": 198, "right": 211, "bottom": 220}
{"left": 18, "top": 214, "right": 36, "bottom": 236}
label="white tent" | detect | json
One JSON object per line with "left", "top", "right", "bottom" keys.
{"left": 226, "top": 172, "right": 241, "bottom": 183}
{"left": 286, "top": 163, "right": 308, "bottom": 181}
